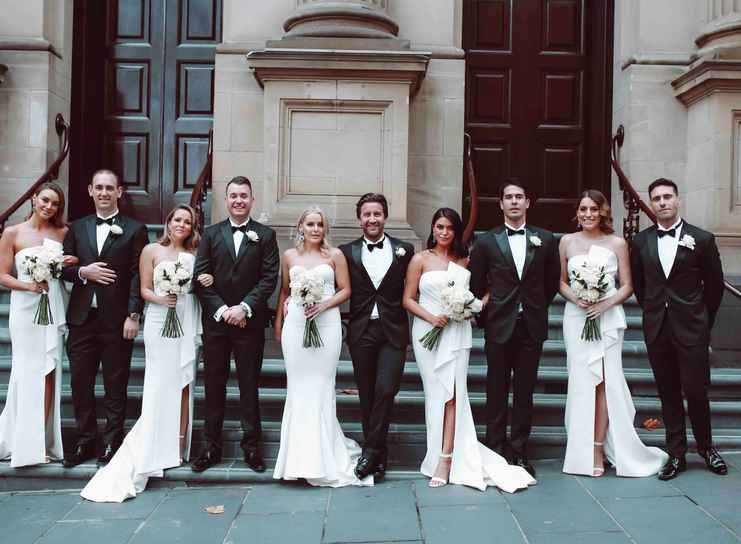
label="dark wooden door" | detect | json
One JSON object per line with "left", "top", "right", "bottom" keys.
{"left": 70, "top": 0, "right": 221, "bottom": 224}
{"left": 463, "top": 0, "right": 613, "bottom": 232}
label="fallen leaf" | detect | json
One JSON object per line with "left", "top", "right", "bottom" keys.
{"left": 643, "top": 418, "right": 661, "bottom": 431}
{"left": 204, "top": 505, "right": 225, "bottom": 514}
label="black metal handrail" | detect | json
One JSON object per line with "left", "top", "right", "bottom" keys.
{"left": 189, "top": 129, "right": 213, "bottom": 233}
{"left": 462, "top": 132, "right": 479, "bottom": 245}
{"left": 611, "top": 124, "right": 740, "bottom": 300}
{"left": 0, "top": 114, "right": 70, "bottom": 235}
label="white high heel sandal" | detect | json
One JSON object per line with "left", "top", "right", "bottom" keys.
{"left": 593, "top": 442, "right": 605, "bottom": 477}
{"left": 429, "top": 453, "right": 453, "bottom": 488}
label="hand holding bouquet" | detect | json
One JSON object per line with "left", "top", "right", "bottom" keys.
{"left": 22, "top": 246, "right": 64, "bottom": 325}
{"left": 289, "top": 267, "right": 326, "bottom": 348}
{"left": 420, "top": 278, "right": 483, "bottom": 351}
{"left": 154, "top": 260, "right": 193, "bottom": 338}
{"left": 569, "top": 259, "right": 614, "bottom": 341}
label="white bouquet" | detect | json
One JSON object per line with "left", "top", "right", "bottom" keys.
{"left": 420, "top": 277, "right": 483, "bottom": 351}
{"left": 154, "top": 260, "right": 192, "bottom": 338}
{"left": 569, "top": 259, "right": 614, "bottom": 341}
{"left": 289, "top": 267, "right": 326, "bottom": 348}
{"left": 22, "top": 246, "right": 64, "bottom": 325}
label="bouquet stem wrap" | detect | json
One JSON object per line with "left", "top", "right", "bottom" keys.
{"left": 34, "top": 290, "right": 53, "bottom": 325}
{"left": 302, "top": 314, "right": 323, "bottom": 348}
{"left": 161, "top": 304, "right": 184, "bottom": 338}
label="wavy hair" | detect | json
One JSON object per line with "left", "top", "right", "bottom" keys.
{"left": 427, "top": 207, "right": 469, "bottom": 258}
{"left": 29, "top": 181, "right": 66, "bottom": 228}
{"left": 158, "top": 204, "right": 201, "bottom": 251}
{"left": 575, "top": 189, "right": 614, "bottom": 234}
{"left": 295, "top": 206, "right": 332, "bottom": 257}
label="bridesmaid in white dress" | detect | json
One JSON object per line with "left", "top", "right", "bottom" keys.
{"left": 81, "top": 205, "right": 212, "bottom": 502}
{"left": 403, "top": 208, "right": 536, "bottom": 492}
{"left": 0, "top": 182, "right": 76, "bottom": 467}
{"left": 273, "top": 206, "right": 372, "bottom": 487}
{"left": 560, "top": 190, "right": 667, "bottom": 477}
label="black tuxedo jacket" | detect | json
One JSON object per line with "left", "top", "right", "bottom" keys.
{"left": 469, "top": 225, "right": 560, "bottom": 344}
{"left": 630, "top": 222, "right": 724, "bottom": 346}
{"left": 193, "top": 218, "right": 279, "bottom": 331}
{"left": 62, "top": 214, "right": 148, "bottom": 328}
{"left": 339, "top": 235, "right": 415, "bottom": 350}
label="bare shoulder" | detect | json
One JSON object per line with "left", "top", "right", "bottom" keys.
{"left": 606, "top": 234, "right": 627, "bottom": 253}
{"left": 330, "top": 247, "right": 345, "bottom": 260}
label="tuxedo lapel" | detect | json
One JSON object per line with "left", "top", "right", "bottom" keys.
{"left": 85, "top": 215, "right": 98, "bottom": 258}
{"left": 647, "top": 228, "right": 667, "bottom": 281}
{"left": 98, "top": 215, "right": 123, "bottom": 260}
{"left": 220, "top": 221, "right": 237, "bottom": 262}
{"left": 493, "top": 227, "right": 518, "bottom": 281}
{"left": 520, "top": 227, "right": 537, "bottom": 280}
{"left": 235, "top": 220, "right": 254, "bottom": 263}
{"left": 668, "top": 223, "right": 691, "bottom": 280}
{"left": 378, "top": 236, "right": 399, "bottom": 291}
{"left": 351, "top": 238, "right": 374, "bottom": 288}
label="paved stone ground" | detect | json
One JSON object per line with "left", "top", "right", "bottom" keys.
{"left": 1, "top": 455, "right": 740, "bottom": 544}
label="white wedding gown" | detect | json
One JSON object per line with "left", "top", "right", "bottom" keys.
{"left": 562, "top": 245, "right": 668, "bottom": 477}
{"left": 412, "top": 262, "right": 536, "bottom": 492}
{"left": 0, "top": 239, "right": 65, "bottom": 467}
{"left": 81, "top": 253, "right": 201, "bottom": 502}
{"left": 273, "top": 263, "right": 372, "bottom": 487}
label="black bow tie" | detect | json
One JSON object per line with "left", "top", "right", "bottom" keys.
{"left": 366, "top": 240, "right": 384, "bottom": 252}
{"left": 657, "top": 222, "right": 682, "bottom": 238}
{"left": 231, "top": 224, "right": 247, "bottom": 234}
{"left": 507, "top": 227, "right": 525, "bottom": 237}
{"left": 96, "top": 216, "right": 115, "bottom": 226}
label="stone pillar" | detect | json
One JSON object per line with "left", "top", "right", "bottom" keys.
{"left": 697, "top": 0, "right": 741, "bottom": 58}
{"left": 246, "top": 0, "right": 428, "bottom": 246}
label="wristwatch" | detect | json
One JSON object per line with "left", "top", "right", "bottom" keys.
{"left": 128, "top": 312, "right": 140, "bottom": 322}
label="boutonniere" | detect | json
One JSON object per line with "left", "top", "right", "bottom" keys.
{"left": 246, "top": 230, "right": 259, "bottom": 242}
{"left": 678, "top": 234, "right": 695, "bottom": 250}
{"left": 395, "top": 247, "right": 406, "bottom": 258}
{"left": 109, "top": 224, "right": 123, "bottom": 236}
{"left": 529, "top": 235, "right": 542, "bottom": 247}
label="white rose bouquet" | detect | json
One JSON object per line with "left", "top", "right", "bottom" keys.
{"left": 419, "top": 278, "right": 483, "bottom": 351}
{"left": 569, "top": 259, "right": 614, "bottom": 341}
{"left": 154, "top": 260, "right": 193, "bottom": 338}
{"left": 22, "top": 246, "right": 64, "bottom": 325}
{"left": 289, "top": 267, "right": 325, "bottom": 348}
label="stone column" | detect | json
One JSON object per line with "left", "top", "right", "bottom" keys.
{"left": 697, "top": 0, "right": 741, "bottom": 58}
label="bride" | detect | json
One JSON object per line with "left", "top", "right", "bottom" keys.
{"left": 81, "top": 205, "right": 211, "bottom": 502}
{"left": 273, "top": 206, "right": 372, "bottom": 487}
{"left": 0, "top": 182, "right": 76, "bottom": 467}
{"left": 560, "top": 190, "right": 667, "bottom": 477}
{"left": 403, "top": 208, "right": 536, "bottom": 492}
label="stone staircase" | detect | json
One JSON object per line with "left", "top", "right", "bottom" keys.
{"left": 1, "top": 227, "right": 741, "bottom": 488}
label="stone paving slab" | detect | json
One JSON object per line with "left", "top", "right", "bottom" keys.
{"left": 0, "top": 456, "right": 740, "bottom": 543}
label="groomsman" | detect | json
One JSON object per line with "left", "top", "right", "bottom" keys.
{"left": 469, "top": 178, "right": 560, "bottom": 477}
{"left": 631, "top": 178, "right": 727, "bottom": 480}
{"left": 62, "top": 169, "right": 149, "bottom": 467}
{"left": 340, "top": 193, "right": 414, "bottom": 480}
{"left": 191, "top": 176, "right": 279, "bottom": 473}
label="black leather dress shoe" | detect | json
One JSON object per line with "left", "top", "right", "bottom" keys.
{"left": 191, "top": 449, "right": 222, "bottom": 473}
{"left": 513, "top": 456, "right": 536, "bottom": 477}
{"left": 374, "top": 460, "right": 386, "bottom": 480}
{"left": 699, "top": 448, "right": 728, "bottom": 475}
{"left": 354, "top": 456, "right": 375, "bottom": 480}
{"left": 243, "top": 449, "right": 266, "bottom": 473}
{"left": 63, "top": 443, "right": 96, "bottom": 468}
{"left": 658, "top": 455, "right": 687, "bottom": 481}
{"left": 97, "top": 443, "right": 120, "bottom": 466}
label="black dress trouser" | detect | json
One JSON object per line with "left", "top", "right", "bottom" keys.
{"left": 349, "top": 320, "right": 406, "bottom": 464}
{"left": 646, "top": 318, "right": 712, "bottom": 457}
{"left": 484, "top": 318, "right": 543, "bottom": 457}
{"left": 67, "top": 309, "right": 134, "bottom": 448}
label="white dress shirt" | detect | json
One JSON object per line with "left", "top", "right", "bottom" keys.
{"left": 657, "top": 218, "right": 683, "bottom": 279}
{"left": 214, "top": 218, "right": 253, "bottom": 322}
{"left": 361, "top": 234, "right": 393, "bottom": 319}
{"left": 504, "top": 222, "right": 527, "bottom": 280}
{"left": 87, "top": 210, "right": 120, "bottom": 308}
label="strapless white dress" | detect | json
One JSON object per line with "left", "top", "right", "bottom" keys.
{"left": 0, "top": 239, "right": 66, "bottom": 467}
{"left": 81, "top": 253, "right": 202, "bottom": 502}
{"left": 562, "top": 245, "right": 668, "bottom": 476}
{"left": 412, "top": 262, "right": 537, "bottom": 492}
{"left": 273, "top": 263, "right": 372, "bottom": 487}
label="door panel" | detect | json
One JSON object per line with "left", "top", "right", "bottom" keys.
{"left": 463, "top": 0, "right": 613, "bottom": 233}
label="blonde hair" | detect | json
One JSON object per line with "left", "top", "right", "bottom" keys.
{"left": 295, "top": 206, "right": 332, "bottom": 257}
{"left": 158, "top": 204, "right": 201, "bottom": 251}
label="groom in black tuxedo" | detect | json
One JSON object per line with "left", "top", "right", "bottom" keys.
{"left": 339, "top": 193, "right": 414, "bottom": 479}
{"left": 62, "top": 169, "right": 148, "bottom": 467}
{"left": 631, "top": 178, "right": 727, "bottom": 480}
{"left": 191, "top": 176, "right": 279, "bottom": 473}
{"left": 469, "top": 179, "right": 560, "bottom": 476}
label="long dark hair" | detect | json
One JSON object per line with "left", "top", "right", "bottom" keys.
{"left": 427, "top": 207, "right": 468, "bottom": 258}
{"left": 575, "top": 189, "right": 614, "bottom": 234}
{"left": 29, "top": 181, "right": 66, "bottom": 228}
